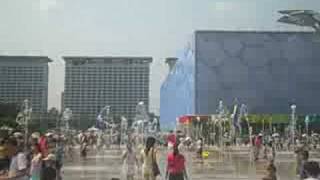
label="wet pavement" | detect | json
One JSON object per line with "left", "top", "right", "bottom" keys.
{"left": 62, "top": 147, "right": 319, "bottom": 180}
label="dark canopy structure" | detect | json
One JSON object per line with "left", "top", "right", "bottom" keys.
{"left": 278, "top": 10, "right": 320, "bottom": 32}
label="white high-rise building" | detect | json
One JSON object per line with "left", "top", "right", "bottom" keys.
{"left": 63, "top": 56, "right": 152, "bottom": 127}
{"left": 0, "top": 56, "right": 51, "bottom": 113}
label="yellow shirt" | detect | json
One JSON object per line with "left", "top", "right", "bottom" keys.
{"left": 140, "top": 147, "right": 158, "bottom": 175}
{"left": 0, "top": 145, "right": 7, "bottom": 159}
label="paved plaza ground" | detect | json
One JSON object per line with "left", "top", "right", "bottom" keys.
{"left": 62, "top": 147, "right": 320, "bottom": 180}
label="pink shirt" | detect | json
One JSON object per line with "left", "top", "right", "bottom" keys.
{"left": 255, "top": 137, "right": 262, "bottom": 147}
{"left": 39, "top": 136, "right": 48, "bottom": 157}
{"left": 167, "top": 153, "right": 185, "bottom": 174}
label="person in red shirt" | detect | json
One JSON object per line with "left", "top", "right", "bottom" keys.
{"left": 165, "top": 144, "right": 188, "bottom": 180}
{"left": 38, "top": 134, "right": 48, "bottom": 158}
{"left": 167, "top": 131, "right": 176, "bottom": 149}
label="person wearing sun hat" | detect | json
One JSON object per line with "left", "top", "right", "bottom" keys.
{"left": 43, "top": 153, "right": 55, "bottom": 161}
{"left": 41, "top": 153, "right": 56, "bottom": 180}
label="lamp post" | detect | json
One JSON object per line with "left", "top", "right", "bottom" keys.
{"left": 23, "top": 99, "right": 32, "bottom": 150}
{"left": 196, "top": 116, "right": 201, "bottom": 140}
{"left": 217, "top": 100, "right": 224, "bottom": 147}
{"left": 62, "top": 108, "right": 72, "bottom": 132}
{"left": 305, "top": 115, "right": 310, "bottom": 136}
{"left": 120, "top": 116, "right": 128, "bottom": 145}
{"left": 134, "top": 101, "right": 149, "bottom": 137}
{"left": 291, "top": 104, "right": 297, "bottom": 147}
{"left": 104, "top": 106, "right": 112, "bottom": 138}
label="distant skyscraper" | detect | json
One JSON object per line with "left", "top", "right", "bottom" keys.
{"left": 63, "top": 56, "right": 152, "bottom": 125}
{"left": 61, "top": 91, "right": 65, "bottom": 111}
{"left": 0, "top": 56, "right": 51, "bottom": 113}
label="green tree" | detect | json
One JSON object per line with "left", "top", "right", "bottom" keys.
{"left": 47, "top": 107, "right": 60, "bottom": 129}
{"left": 0, "top": 102, "right": 18, "bottom": 128}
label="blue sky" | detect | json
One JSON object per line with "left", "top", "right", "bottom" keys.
{"left": 0, "top": 0, "right": 319, "bottom": 114}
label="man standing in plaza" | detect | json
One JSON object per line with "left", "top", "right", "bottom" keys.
{"left": 167, "top": 130, "right": 176, "bottom": 150}
{"left": 254, "top": 134, "right": 263, "bottom": 161}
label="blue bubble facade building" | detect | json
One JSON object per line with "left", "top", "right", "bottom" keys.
{"left": 160, "top": 30, "right": 320, "bottom": 130}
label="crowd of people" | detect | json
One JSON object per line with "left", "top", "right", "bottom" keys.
{"left": 120, "top": 135, "right": 189, "bottom": 180}
{"left": 248, "top": 131, "right": 320, "bottom": 163}
{"left": 0, "top": 130, "right": 70, "bottom": 180}
{"left": 249, "top": 132, "right": 320, "bottom": 180}
{"left": 1, "top": 127, "right": 320, "bottom": 180}
{"left": 124, "top": 130, "right": 320, "bottom": 180}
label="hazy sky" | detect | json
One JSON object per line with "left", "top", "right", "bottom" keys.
{"left": 0, "top": 0, "right": 319, "bottom": 114}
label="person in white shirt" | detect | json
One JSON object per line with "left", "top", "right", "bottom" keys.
{"left": 196, "top": 138, "right": 203, "bottom": 159}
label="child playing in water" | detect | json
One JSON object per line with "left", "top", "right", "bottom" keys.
{"left": 122, "top": 143, "right": 139, "bottom": 180}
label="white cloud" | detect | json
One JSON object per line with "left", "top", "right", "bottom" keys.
{"left": 39, "top": 0, "right": 57, "bottom": 11}
{"left": 213, "top": 1, "right": 234, "bottom": 11}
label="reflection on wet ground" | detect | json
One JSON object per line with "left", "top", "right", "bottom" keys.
{"left": 63, "top": 147, "right": 318, "bottom": 180}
